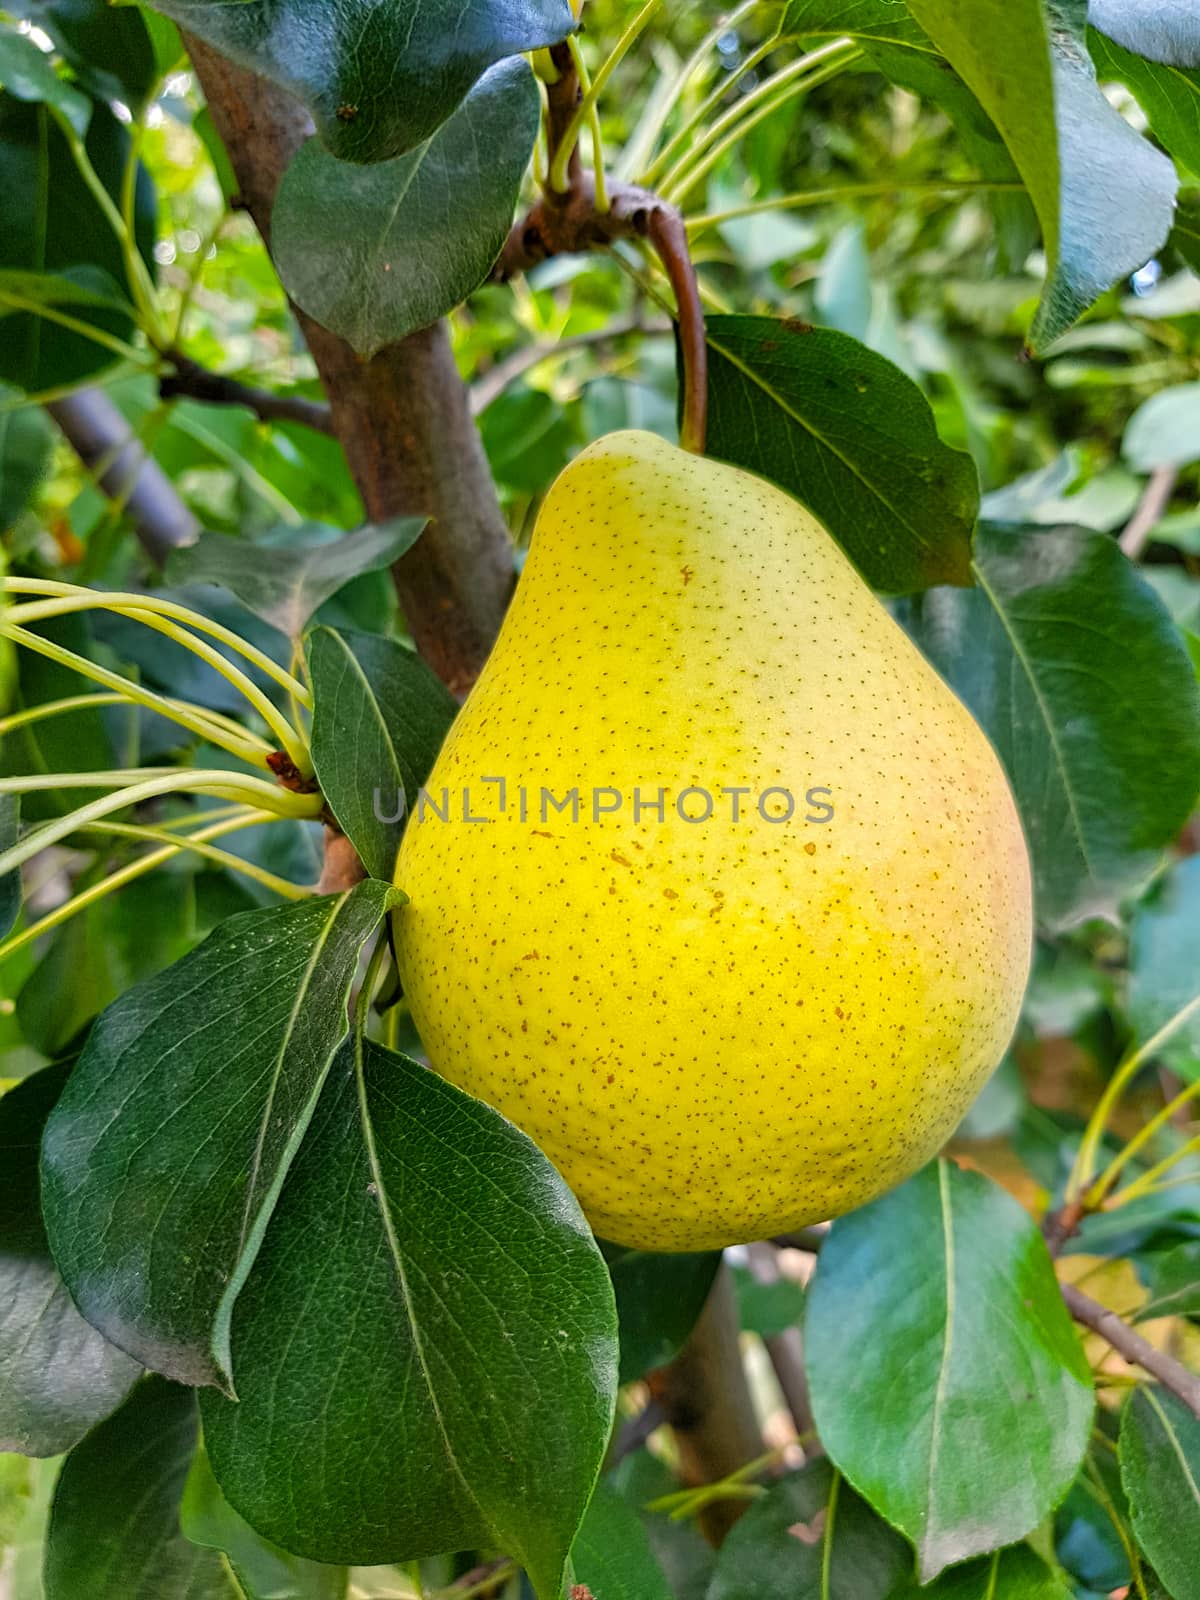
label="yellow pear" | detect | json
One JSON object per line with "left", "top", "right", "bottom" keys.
{"left": 393, "top": 430, "right": 1032, "bottom": 1251}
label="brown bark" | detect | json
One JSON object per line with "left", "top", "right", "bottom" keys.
{"left": 649, "top": 1264, "right": 764, "bottom": 1545}
{"left": 47, "top": 389, "right": 198, "bottom": 564}
{"left": 185, "top": 36, "right": 513, "bottom": 694}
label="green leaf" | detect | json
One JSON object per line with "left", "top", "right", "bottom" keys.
{"left": 887, "top": 1544, "right": 1072, "bottom": 1598}
{"left": 147, "top": 0, "right": 573, "bottom": 163}
{"left": 8, "top": 0, "right": 160, "bottom": 108}
{"left": 780, "top": 3, "right": 1036, "bottom": 270}
{"left": 0, "top": 388, "right": 55, "bottom": 528}
{"left": 907, "top": 0, "right": 1176, "bottom": 351}
{"left": 43, "top": 1376, "right": 236, "bottom": 1600}
{"left": 0, "top": 794, "right": 18, "bottom": 940}
{"left": 731, "top": 1264, "right": 807, "bottom": 1341}
{"left": 0, "top": 1062, "right": 141, "bottom": 1456}
{"left": 273, "top": 59, "right": 540, "bottom": 358}
{"left": 905, "top": 522, "right": 1200, "bottom": 930}
{"left": 704, "top": 315, "right": 978, "bottom": 594}
{"left": 706, "top": 1459, "right": 910, "bottom": 1600}
{"left": 1175, "top": 192, "right": 1200, "bottom": 272}
{"left": 1120, "top": 1387, "right": 1200, "bottom": 1600}
{"left": 1129, "top": 857, "right": 1200, "bottom": 1076}
{"left": 40, "top": 883, "right": 399, "bottom": 1391}
{"left": 1091, "top": 29, "right": 1200, "bottom": 176}
{"left": 570, "top": 1481, "right": 673, "bottom": 1600}
{"left": 1124, "top": 383, "right": 1200, "bottom": 471}
{"left": 780, "top": 0, "right": 932, "bottom": 49}
{"left": 0, "top": 97, "right": 155, "bottom": 391}
{"left": 201, "top": 1038, "right": 617, "bottom": 1597}
{"left": 0, "top": 27, "right": 90, "bottom": 135}
{"left": 0, "top": 266, "right": 135, "bottom": 318}
{"left": 166, "top": 519, "right": 427, "bottom": 641}
{"left": 805, "top": 1162, "right": 1094, "bottom": 1581}
{"left": 604, "top": 1246, "right": 722, "bottom": 1383}
{"left": 181, "top": 1447, "right": 348, "bottom": 1600}
{"left": 15, "top": 872, "right": 196, "bottom": 1058}
{"left": 308, "top": 626, "right": 458, "bottom": 883}
{"left": 1136, "top": 1241, "right": 1200, "bottom": 1320}
{"left": 1089, "top": 0, "right": 1200, "bottom": 66}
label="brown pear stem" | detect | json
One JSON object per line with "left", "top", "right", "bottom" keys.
{"left": 497, "top": 39, "right": 708, "bottom": 452}
{"left": 643, "top": 206, "right": 707, "bottom": 453}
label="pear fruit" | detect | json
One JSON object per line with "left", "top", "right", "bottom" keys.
{"left": 393, "top": 430, "right": 1032, "bottom": 1251}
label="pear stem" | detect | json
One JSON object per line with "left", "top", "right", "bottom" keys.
{"left": 644, "top": 205, "right": 708, "bottom": 453}
{"left": 496, "top": 40, "right": 709, "bottom": 452}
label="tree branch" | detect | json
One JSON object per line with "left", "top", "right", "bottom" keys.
{"left": 1119, "top": 463, "right": 1177, "bottom": 560}
{"left": 160, "top": 352, "right": 334, "bottom": 436}
{"left": 185, "top": 35, "right": 514, "bottom": 694}
{"left": 745, "top": 1242, "right": 816, "bottom": 1443}
{"left": 46, "top": 388, "right": 198, "bottom": 565}
{"left": 1061, "top": 1282, "right": 1200, "bottom": 1419}
{"left": 647, "top": 1264, "right": 764, "bottom": 1545}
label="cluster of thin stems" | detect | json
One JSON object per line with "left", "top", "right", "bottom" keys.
{"left": 0, "top": 578, "right": 323, "bottom": 963}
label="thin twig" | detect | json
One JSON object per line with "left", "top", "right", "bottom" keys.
{"left": 1119, "top": 464, "right": 1177, "bottom": 559}
{"left": 161, "top": 351, "right": 335, "bottom": 435}
{"left": 496, "top": 40, "right": 709, "bottom": 452}
{"left": 47, "top": 389, "right": 198, "bottom": 564}
{"left": 1061, "top": 1282, "right": 1200, "bottom": 1420}
{"left": 469, "top": 317, "right": 669, "bottom": 416}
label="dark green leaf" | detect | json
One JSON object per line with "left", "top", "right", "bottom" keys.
{"left": 1129, "top": 857, "right": 1200, "bottom": 1075}
{"left": 15, "top": 873, "right": 196, "bottom": 1058}
{"left": 0, "top": 1062, "right": 141, "bottom": 1456}
{"left": 1124, "top": 383, "right": 1200, "bottom": 472}
{"left": 704, "top": 315, "right": 978, "bottom": 593}
{"left": 43, "top": 1376, "right": 235, "bottom": 1599}
{"left": 166, "top": 520, "right": 426, "bottom": 641}
{"left": 1090, "top": 29, "right": 1200, "bottom": 176}
{"left": 273, "top": 59, "right": 540, "bottom": 358}
{"left": 1137, "top": 1241, "right": 1200, "bottom": 1320}
{"left": 1174, "top": 191, "right": 1200, "bottom": 273}
{"left": 906, "top": 522, "right": 1200, "bottom": 930}
{"left": 907, "top": 0, "right": 1176, "bottom": 350}
{"left": 1120, "top": 1387, "right": 1200, "bottom": 1600}
{"left": 0, "top": 266, "right": 135, "bottom": 318}
{"left": 608, "top": 1451, "right": 715, "bottom": 1600}
{"left": 41, "top": 883, "right": 398, "bottom": 1391}
{"left": 1089, "top": 0, "right": 1200, "bottom": 66}
{"left": 181, "top": 1447, "right": 348, "bottom": 1600}
{"left": 308, "top": 626, "right": 457, "bottom": 882}
{"left": 570, "top": 1481, "right": 673, "bottom": 1600}
{"left": 605, "top": 1246, "right": 721, "bottom": 1383}
{"left": 707, "top": 1460, "right": 910, "bottom": 1600}
{"left": 0, "top": 97, "right": 155, "bottom": 391}
{"left": 806, "top": 1162, "right": 1094, "bottom": 1581}
{"left": 201, "top": 1038, "right": 617, "bottom": 1597}
{"left": 148, "top": 0, "right": 572, "bottom": 163}
{"left": 0, "top": 794, "right": 17, "bottom": 940}
{"left": 0, "top": 27, "right": 90, "bottom": 134}
{"left": 0, "top": 389, "right": 55, "bottom": 528}
{"left": 8, "top": 0, "right": 159, "bottom": 107}
{"left": 888, "top": 1544, "right": 1072, "bottom": 1597}
{"left": 731, "top": 1263, "right": 807, "bottom": 1341}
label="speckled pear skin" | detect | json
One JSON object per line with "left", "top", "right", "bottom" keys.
{"left": 393, "top": 430, "right": 1032, "bottom": 1250}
